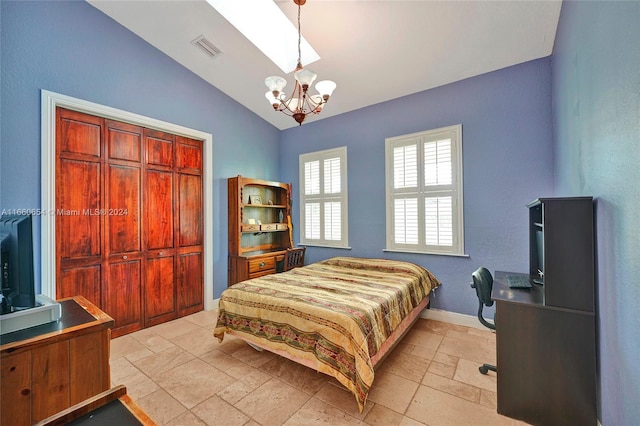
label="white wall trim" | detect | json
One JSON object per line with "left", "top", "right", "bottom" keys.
{"left": 40, "top": 90, "right": 215, "bottom": 311}
{"left": 209, "top": 298, "right": 220, "bottom": 312}
{"left": 420, "top": 307, "right": 491, "bottom": 330}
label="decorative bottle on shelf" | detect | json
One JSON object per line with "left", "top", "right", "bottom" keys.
{"left": 279, "top": 210, "right": 284, "bottom": 223}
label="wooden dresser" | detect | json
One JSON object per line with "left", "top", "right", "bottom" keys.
{"left": 1, "top": 296, "right": 114, "bottom": 426}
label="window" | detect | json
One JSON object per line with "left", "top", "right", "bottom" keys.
{"left": 385, "top": 125, "right": 464, "bottom": 255}
{"left": 299, "top": 147, "right": 348, "bottom": 247}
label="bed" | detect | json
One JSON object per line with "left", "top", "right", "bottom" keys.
{"left": 213, "top": 256, "right": 441, "bottom": 412}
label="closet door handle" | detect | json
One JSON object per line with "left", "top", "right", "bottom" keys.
{"left": 122, "top": 255, "right": 128, "bottom": 260}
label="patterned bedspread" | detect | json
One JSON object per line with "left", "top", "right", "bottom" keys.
{"left": 213, "top": 256, "right": 441, "bottom": 411}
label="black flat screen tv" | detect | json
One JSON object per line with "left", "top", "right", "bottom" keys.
{"left": 0, "top": 214, "right": 36, "bottom": 314}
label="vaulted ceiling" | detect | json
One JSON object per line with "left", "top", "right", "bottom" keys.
{"left": 88, "top": 0, "right": 562, "bottom": 130}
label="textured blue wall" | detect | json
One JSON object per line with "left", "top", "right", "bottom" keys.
{"left": 0, "top": 1, "right": 281, "bottom": 300}
{"left": 552, "top": 1, "right": 640, "bottom": 424}
{"left": 279, "top": 58, "right": 555, "bottom": 316}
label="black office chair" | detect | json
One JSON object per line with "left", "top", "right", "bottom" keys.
{"left": 283, "top": 247, "right": 306, "bottom": 271}
{"left": 470, "top": 267, "right": 497, "bottom": 375}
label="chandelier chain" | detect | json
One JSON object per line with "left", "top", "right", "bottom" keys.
{"left": 297, "top": 3, "right": 302, "bottom": 65}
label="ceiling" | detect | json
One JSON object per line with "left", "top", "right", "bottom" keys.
{"left": 87, "top": 0, "right": 562, "bottom": 130}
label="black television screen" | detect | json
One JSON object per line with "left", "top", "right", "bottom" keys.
{"left": 0, "top": 214, "right": 36, "bottom": 314}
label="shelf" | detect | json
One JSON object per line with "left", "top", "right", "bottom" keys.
{"left": 241, "top": 223, "right": 288, "bottom": 233}
{"left": 242, "top": 203, "right": 287, "bottom": 209}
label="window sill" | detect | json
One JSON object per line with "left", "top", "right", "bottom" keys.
{"left": 383, "top": 249, "right": 469, "bottom": 258}
{"left": 299, "top": 243, "right": 352, "bottom": 250}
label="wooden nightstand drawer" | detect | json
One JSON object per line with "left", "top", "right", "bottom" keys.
{"left": 249, "top": 257, "right": 276, "bottom": 273}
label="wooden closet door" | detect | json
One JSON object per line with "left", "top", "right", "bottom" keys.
{"left": 104, "top": 120, "right": 144, "bottom": 336}
{"left": 56, "top": 109, "right": 104, "bottom": 307}
{"left": 176, "top": 136, "right": 204, "bottom": 316}
{"left": 56, "top": 108, "right": 204, "bottom": 336}
{"left": 144, "top": 129, "right": 177, "bottom": 326}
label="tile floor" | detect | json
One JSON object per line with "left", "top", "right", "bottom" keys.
{"left": 110, "top": 310, "right": 529, "bottom": 425}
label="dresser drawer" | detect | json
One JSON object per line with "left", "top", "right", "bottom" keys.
{"left": 249, "top": 269, "right": 275, "bottom": 279}
{"left": 248, "top": 257, "right": 276, "bottom": 274}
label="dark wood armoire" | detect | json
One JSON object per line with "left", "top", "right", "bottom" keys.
{"left": 55, "top": 108, "right": 204, "bottom": 337}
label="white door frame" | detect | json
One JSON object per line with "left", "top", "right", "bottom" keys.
{"left": 40, "top": 90, "right": 215, "bottom": 311}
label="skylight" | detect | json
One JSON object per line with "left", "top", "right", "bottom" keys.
{"left": 206, "top": 0, "right": 320, "bottom": 74}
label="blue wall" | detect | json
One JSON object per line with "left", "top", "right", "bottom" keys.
{"left": 0, "top": 1, "right": 281, "bottom": 300}
{"left": 552, "top": 1, "right": 640, "bottom": 424}
{"left": 6, "top": 0, "right": 635, "bottom": 423}
{"left": 280, "top": 58, "right": 555, "bottom": 315}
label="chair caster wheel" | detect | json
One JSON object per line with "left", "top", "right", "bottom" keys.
{"left": 479, "top": 366, "right": 489, "bottom": 375}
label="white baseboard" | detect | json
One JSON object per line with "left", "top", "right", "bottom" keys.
{"left": 208, "top": 298, "right": 220, "bottom": 311}
{"left": 420, "top": 307, "right": 490, "bottom": 330}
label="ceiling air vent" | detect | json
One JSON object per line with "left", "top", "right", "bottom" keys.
{"left": 191, "top": 35, "right": 223, "bottom": 59}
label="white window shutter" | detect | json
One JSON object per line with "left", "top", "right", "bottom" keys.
{"left": 305, "top": 161, "right": 320, "bottom": 195}
{"left": 324, "top": 158, "right": 341, "bottom": 194}
{"left": 300, "top": 147, "right": 348, "bottom": 247}
{"left": 385, "top": 125, "right": 464, "bottom": 255}
{"left": 324, "top": 201, "right": 342, "bottom": 240}
{"left": 305, "top": 202, "right": 320, "bottom": 240}
{"left": 393, "top": 145, "right": 418, "bottom": 189}
{"left": 425, "top": 196, "right": 453, "bottom": 246}
{"left": 394, "top": 198, "right": 419, "bottom": 245}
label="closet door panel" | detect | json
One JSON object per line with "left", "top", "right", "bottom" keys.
{"left": 107, "top": 165, "right": 141, "bottom": 253}
{"left": 145, "top": 170, "right": 174, "bottom": 250}
{"left": 177, "top": 249, "right": 203, "bottom": 315}
{"left": 145, "top": 130, "right": 173, "bottom": 168}
{"left": 145, "top": 254, "right": 176, "bottom": 324}
{"left": 57, "top": 159, "right": 101, "bottom": 260}
{"left": 58, "top": 265, "right": 102, "bottom": 307}
{"left": 107, "top": 164, "right": 141, "bottom": 254}
{"left": 176, "top": 137, "right": 202, "bottom": 172}
{"left": 178, "top": 174, "right": 203, "bottom": 247}
{"left": 57, "top": 112, "right": 102, "bottom": 158}
{"left": 106, "top": 259, "right": 142, "bottom": 335}
{"left": 107, "top": 121, "right": 142, "bottom": 163}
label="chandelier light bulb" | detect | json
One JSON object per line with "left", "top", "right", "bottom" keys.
{"left": 265, "top": 76, "right": 287, "bottom": 98}
{"left": 315, "top": 80, "right": 337, "bottom": 100}
{"left": 265, "top": 91, "right": 280, "bottom": 109}
{"left": 294, "top": 68, "right": 318, "bottom": 90}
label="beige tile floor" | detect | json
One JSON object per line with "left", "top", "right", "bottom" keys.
{"left": 110, "top": 310, "right": 529, "bottom": 426}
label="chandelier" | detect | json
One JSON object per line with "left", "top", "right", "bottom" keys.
{"left": 264, "top": 0, "right": 336, "bottom": 125}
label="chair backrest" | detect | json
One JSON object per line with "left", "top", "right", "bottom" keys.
{"left": 283, "top": 247, "right": 306, "bottom": 271}
{"left": 471, "top": 267, "right": 494, "bottom": 307}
